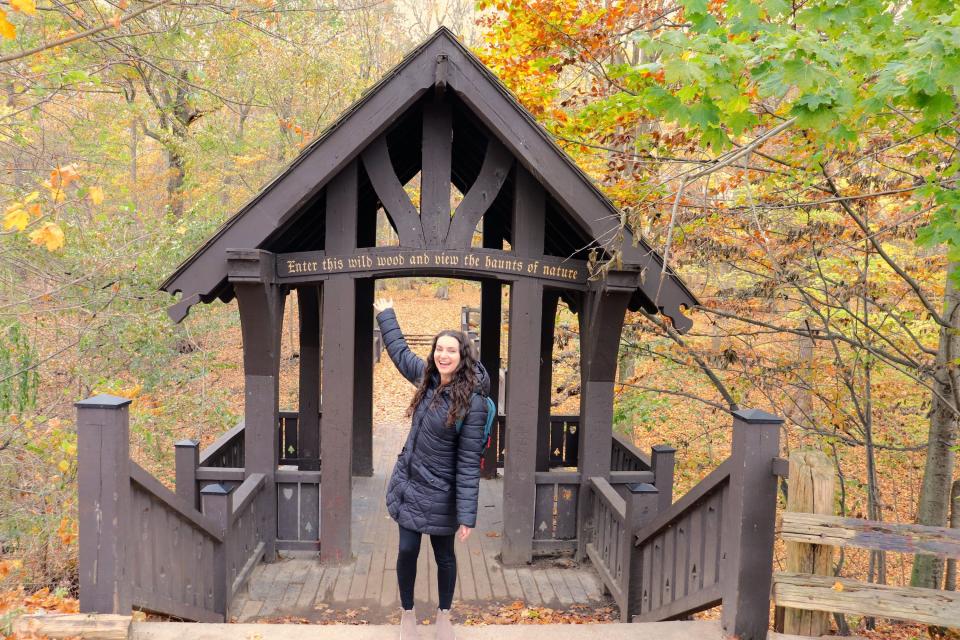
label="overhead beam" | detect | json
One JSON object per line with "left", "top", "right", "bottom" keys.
{"left": 420, "top": 97, "right": 453, "bottom": 247}
{"left": 446, "top": 137, "right": 513, "bottom": 249}
{"left": 361, "top": 136, "right": 424, "bottom": 248}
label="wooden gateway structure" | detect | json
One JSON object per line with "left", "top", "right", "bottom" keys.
{"left": 76, "top": 29, "right": 787, "bottom": 639}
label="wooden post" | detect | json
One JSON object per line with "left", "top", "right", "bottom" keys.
{"left": 623, "top": 482, "right": 659, "bottom": 622}
{"left": 536, "top": 291, "right": 559, "bottom": 472}
{"left": 352, "top": 278, "right": 375, "bottom": 477}
{"left": 721, "top": 409, "right": 783, "bottom": 640}
{"left": 651, "top": 445, "right": 676, "bottom": 512}
{"left": 782, "top": 449, "right": 836, "bottom": 636}
{"left": 200, "top": 483, "right": 230, "bottom": 616}
{"left": 479, "top": 278, "right": 501, "bottom": 478}
{"left": 77, "top": 394, "right": 133, "bottom": 615}
{"left": 297, "top": 286, "right": 321, "bottom": 471}
{"left": 948, "top": 479, "right": 960, "bottom": 591}
{"left": 501, "top": 279, "right": 543, "bottom": 564}
{"left": 575, "top": 286, "right": 632, "bottom": 561}
{"left": 175, "top": 439, "right": 200, "bottom": 511}
{"left": 230, "top": 250, "right": 285, "bottom": 563}
{"left": 501, "top": 166, "right": 545, "bottom": 565}
{"left": 320, "top": 161, "right": 358, "bottom": 564}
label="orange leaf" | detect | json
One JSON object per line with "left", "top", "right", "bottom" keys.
{"left": 0, "top": 9, "right": 16, "bottom": 39}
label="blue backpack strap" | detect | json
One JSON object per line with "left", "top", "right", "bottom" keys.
{"left": 456, "top": 393, "right": 496, "bottom": 435}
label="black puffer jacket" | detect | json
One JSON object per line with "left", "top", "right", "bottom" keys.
{"left": 377, "top": 309, "right": 489, "bottom": 535}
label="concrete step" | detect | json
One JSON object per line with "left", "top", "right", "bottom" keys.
{"left": 132, "top": 620, "right": 806, "bottom": 640}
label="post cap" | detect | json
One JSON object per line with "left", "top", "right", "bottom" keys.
{"left": 174, "top": 439, "right": 199, "bottom": 448}
{"left": 200, "top": 483, "right": 231, "bottom": 496}
{"left": 75, "top": 394, "right": 132, "bottom": 409}
{"left": 732, "top": 408, "right": 784, "bottom": 424}
{"left": 626, "top": 482, "right": 658, "bottom": 494}
{"left": 651, "top": 444, "right": 677, "bottom": 454}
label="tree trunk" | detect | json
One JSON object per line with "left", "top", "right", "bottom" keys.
{"left": 912, "top": 263, "right": 960, "bottom": 589}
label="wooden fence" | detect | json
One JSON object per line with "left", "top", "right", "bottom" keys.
{"left": 77, "top": 394, "right": 266, "bottom": 621}
{"left": 773, "top": 511, "right": 960, "bottom": 629}
{"left": 582, "top": 409, "right": 783, "bottom": 640}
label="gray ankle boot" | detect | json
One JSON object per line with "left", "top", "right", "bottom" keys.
{"left": 400, "top": 608, "right": 420, "bottom": 640}
{"left": 435, "top": 608, "right": 454, "bottom": 640}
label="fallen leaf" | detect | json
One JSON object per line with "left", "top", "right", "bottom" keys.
{"left": 29, "top": 221, "right": 65, "bottom": 251}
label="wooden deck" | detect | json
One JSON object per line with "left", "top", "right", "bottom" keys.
{"left": 229, "top": 419, "right": 611, "bottom": 622}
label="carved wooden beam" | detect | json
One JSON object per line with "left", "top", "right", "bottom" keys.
{"left": 420, "top": 98, "right": 452, "bottom": 247}
{"left": 361, "top": 136, "right": 424, "bottom": 248}
{"left": 445, "top": 137, "right": 513, "bottom": 249}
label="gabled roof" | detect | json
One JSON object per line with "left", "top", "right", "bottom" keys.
{"left": 161, "top": 27, "right": 697, "bottom": 331}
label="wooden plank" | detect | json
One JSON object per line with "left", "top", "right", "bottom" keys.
{"left": 316, "top": 563, "right": 339, "bottom": 604}
{"left": 381, "top": 568, "right": 399, "bottom": 608}
{"left": 561, "top": 568, "right": 588, "bottom": 603}
{"left": 772, "top": 571, "right": 960, "bottom": 628}
{"left": 195, "top": 467, "right": 245, "bottom": 482}
{"left": 416, "top": 542, "right": 429, "bottom": 603}
{"left": 332, "top": 561, "right": 356, "bottom": 602}
{"left": 662, "top": 522, "right": 676, "bottom": 607}
{"left": 674, "top": 513, "right": 689, "bottom": 601}
{"left": 702, "top": 491, "right": 721, "bottom": 588}
{"left": 500, "top": 566, "right": 525, "bottom": 601}
{"left": 352, "top": 278, "right": 375, "bottom": 477}
{"left": 349, "top": 551, "right": 371, "bottom": 602}
{"left": 198, "top": 421, "right": 245, "bottom": 466}
{"left": 457, "top": 534, "right": 477, "bottom": 601}
{"left": 237, "top": 598, "right": 264, "bottom": 622}
{"left": 501, "top": 278, "right": 543, "bottom": 565}
{"left": 515, "top": 567, "right": 541, "bottom": 605}
{"left": 687, "top": 500, "right": 704, "bottom": 594}
{"left": 130, "top": 463, "right": 222, "bottom": 540}
{"left": 13, "top": 614, "right": 131, "bottom": 640}
{"left": 556, "top": 484, "right": 578, "bottom": 540}
{"left": 277, "top": 483, "right": 299, "bottom": 541}
{"left": 534, "top": 483, "right": 555, "bottom": 540}
{"left": 294, "top": 563, "right": 324, "bottom": 611}
{"left": 781, "top": 511, "right": 960, "bottom": 559}
{"left": 299, "top": 483, "right": 320, "bottom": 541}
{"left": 631, "top": 583, "right": 722, "bottom": 623}
{"left": 546, "top": 568, "right": 573, "bottom": 605}
{"left": 297, "top": 286, "right": 321, "bottom": 469}
{"left": 468, "top": 537, "right": 492, "bottom": 601}
{"left": 531, "top": 567, "right": 557, "bottom": 605}
{"left": 420, "top": 97, "right": 453, "bottom": 247}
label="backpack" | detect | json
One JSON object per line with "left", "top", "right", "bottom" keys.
{"left": 456, "top": 395, "right": 498, "bottom": 471}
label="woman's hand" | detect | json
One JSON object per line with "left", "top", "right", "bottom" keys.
{"left": 373, "top": 297, "right": 394, "bottom": 313}
{"left": 457, "top": 524, "right": 472, "bottom": 542}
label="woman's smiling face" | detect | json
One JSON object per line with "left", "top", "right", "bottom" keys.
{"left": 434, "top": 335, "right": 462, "bottom": 380}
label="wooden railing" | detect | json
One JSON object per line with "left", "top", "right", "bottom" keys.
{"left": 611, "top": 432, "right": 651, "bottom": 472}
{"left": 78, "top": 395, "right": 267, "bottom": 622}
{"left": 548, "top": 415, "right": 580, "bottom": 467}
{"left": 585, "top": 477, "right": 659, "bottom": 621}
{"left": 616, "top": 411, "right": 783, "bottom": 640}
{"left": 772, "top": 512, "right": 960, "bottom": 629}
{"left": 200, "top": 474, "right": 268, "bottom": 609}
{"left": 198, "top": 420, "right": 245, "bottom": 468}
{"left": 276, "top": 467, "right": 322, "bottom": 551}
{"left": 127, "top": 463, "right": 224, "bottom": 621}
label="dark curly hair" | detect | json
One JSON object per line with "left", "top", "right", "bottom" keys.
{"left": 407, "top": 329, "right": 479, "bottom": 427}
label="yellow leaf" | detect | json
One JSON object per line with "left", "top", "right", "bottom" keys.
{"left": 832, "top": 581, "right": 844, "bottom": 592}
{"left": 0, "top": 10, "right": 16, "bottom": 39}
{"left": 58, "top": 459, "right": 70, "bottom": 473}
{"left": 88, "top": 185, "right": 104, "bottom": 205}
{"left": 23, "top": 190, "right": 39, "bottom": 203}
{"left": 175, "top": 225, "right": 186, "bottom": 235}
{"left": 10, "top": 0, "right": 36, "bottom": 15}
{"left": 29, "top": 221, "right": 65, "bottom": 251}
{"left": 3, "top": 207, "right": 28, "bottom": 231}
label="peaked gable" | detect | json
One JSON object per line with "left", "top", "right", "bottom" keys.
{"left": 161, "top": 27, "right": 696, "bottom": 331}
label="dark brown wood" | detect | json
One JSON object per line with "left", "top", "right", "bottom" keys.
{"left": 297, "top": 287, "right": 321, "bottom": 470}
{"left": 232, "top": 251, "right": 285, "bottom": 563}
{"left": 362, "top": 136, "right": 424, "bottom": 247}
{"left": 420, "top": 96, "right": 452, "bottom": 247}
{"left": 175, "top": 439, "right": 200, "bottom": 511}
{"left": 479, "top": 279, "right": 501, "bottom": 478}
{"left": 352, "top": 278, "right": 374, "bottom": 476}
{"left": 652, "top": 445, "right": 676, "bottom": 512}
{"left": 721, "top": 409, "right": 783, "bottom": 640}
{"left": 611, "top": 431, "right": 652, "bottom": 471}
{"left": 536, "top": 291, "right": 559, "bottom": 472}
{"left": 195, "top": 467, "right": 245, "bottom": 482}
{"left": 576, "top": 287, "right": 631, "bottom": 561}
{"left": 319, "top": 161, "right": 360, "bottom": 564}
{"left": 501, "top": 279, "right": 543, "bottom": 564}
{"left": 198, "top": 420, "right": 244, "bottom": 468}
{"left": 277, "top": 246, "right": 589, "bottom": 286}
{"left": 512, "top": 166, "right": 545, "bottom": 258}
{"left": 446, "top": 137, "right": 512, "bottom": 248}
{"left": 201, "top": 483, "right": 230, "bottom": 615}
{"left": 77, "top": 395, "right": 134, "bottom": 616}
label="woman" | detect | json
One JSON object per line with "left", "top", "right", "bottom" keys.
{"left": 373, "top": 298, "right": 489, "bottom": 640}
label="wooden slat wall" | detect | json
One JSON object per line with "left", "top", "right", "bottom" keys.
{"left": 129, "top": 483, "right": 221, "bottom": 621}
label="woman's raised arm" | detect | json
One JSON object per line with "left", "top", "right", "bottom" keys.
{"left": 374, "top": 300, "right": 426, "bottom": 386}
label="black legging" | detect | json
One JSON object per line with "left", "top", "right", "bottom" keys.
{"left": 397, "top": 524, "right": 457, "bottom": 610}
